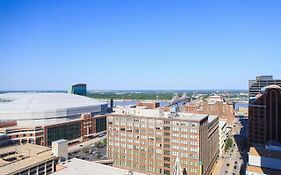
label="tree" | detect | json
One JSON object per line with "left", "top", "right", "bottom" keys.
{"left": 225, "top": 138, "right": 233, "bottom": 151}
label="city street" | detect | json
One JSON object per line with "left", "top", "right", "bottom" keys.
{"left": 68, "top": 135, "right": 106, "bottom": 153}
{"left": 218, "top": 117, "right": 248, "bottom": 175}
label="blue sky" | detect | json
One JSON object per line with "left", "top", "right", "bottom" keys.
{"left": 1, "top": 0, "right": 281, "bottom": 90}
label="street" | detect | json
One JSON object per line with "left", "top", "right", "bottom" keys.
{"left": 68, "top": 135, "right": 106, "bottom": 153}
{"left": 218, "top": 117, "right": 248, "bottom": 175}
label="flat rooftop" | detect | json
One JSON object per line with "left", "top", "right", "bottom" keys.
{"left": 112, "top": 107, "right": 214, "bottom": 122}
{"left": 0, "top": 143, "right": 56, "bottom": 175}
{"left": 53, "top": 158, "right": 145, "bottom": 175}
{"left": 249, "top": 147, "right": 281, "bottom": 159}
{"left": 247, "top": 165, "right": 281, "bottom": 175}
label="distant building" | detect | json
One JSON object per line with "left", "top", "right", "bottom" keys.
{"left": 248, "top": 85, "right": 281, "bottom": 146}
{"left": 249, "top": 75, "right": 281, "bottom": 98}
{"left": 183, "top": 96, "right": 235, "bottom": 125}
{"left": 0, "top": 93, "right": 107, "bottom": 146}
{"left": 68, "top": 83, "right": 87, "bottom": 96}
{"left": 201, "top": 96, "right": 235, "bottom": 124}
{"left": 183, "top": 103, "right": 200, "bottom": 113}
{"left": 107, "top": 107, "right": 219, "bottom": 175}
{"left": 0, "top": 143, "right": 58, "bottom": 175}
{"left": 53, "top": 158, "right": 145, "bottom": 175}
{"left": 246, "top": 146, "right": 281, "bottom": 175}
{"left": 136, "top": 101, "right": 160, "bottom": 109}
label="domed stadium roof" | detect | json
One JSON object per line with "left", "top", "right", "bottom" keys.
{"left": 0, "top": 93, "right": 107, "bottom": 121}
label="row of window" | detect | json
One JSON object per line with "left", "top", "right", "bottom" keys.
{"left": 112, "top": 158, "right": 198, "bottom": 174}
{"left": 109, "top": 119, "right": 199, "bottom": 127}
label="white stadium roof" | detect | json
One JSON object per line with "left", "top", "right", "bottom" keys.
{"left": 0, "top": 93, "right": 106, "bottom": 122}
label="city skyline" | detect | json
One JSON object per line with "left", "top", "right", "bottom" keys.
{"left": 1, "top": 0, "right": 281, "bottom": 90}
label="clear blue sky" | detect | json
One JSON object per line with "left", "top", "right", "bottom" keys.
{"left": 1, "top": 0, "right": 281, "bottom": 90}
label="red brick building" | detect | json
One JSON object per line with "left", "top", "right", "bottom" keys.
{"left": 249, "top": 85, "right": 281, "bottom": 146}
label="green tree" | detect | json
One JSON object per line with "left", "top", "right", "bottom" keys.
{"left": 225, "top": 138, "right": 233, "bottom": 151}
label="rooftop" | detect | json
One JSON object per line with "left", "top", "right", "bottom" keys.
{"left": 249, "top": 147, "right": 281, "bottom": 159}
{"left": 247, "top": 165, "right": 281, "bottom": 175}
{"left": 113, "top": 107, "right": 213, "bottom": 122}
{"left": 53, "top": 158, "right": 145, "bottom": 175}
{"left": 0, "top": 143, "right": 56, "bottom": 175}
{"left": 0, "top": 93, "right": 106, "bottom": 121}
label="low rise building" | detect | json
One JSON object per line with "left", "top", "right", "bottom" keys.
{"left": 0, "top": 143, "right": 58, "bottom": 175}
{"left": 136, "top": 101, "right": 160, "bottom": 109}
{"left": 53, "top": 158, "right": 145, "bottom": 175}
{"left": 0, "top": 93, "right": 107, "bottom": 146}
{"left": 246, "top": 146, "right": 281, "bottom": 175}
{"left": 183, "top": 96, "right": 235, "bottom": 125}
{"left": 107, "top": 107, "right": 219, "bottom": 175}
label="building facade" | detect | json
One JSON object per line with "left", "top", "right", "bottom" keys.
{"left": 0, "top": 114, "right": 107, "bottom": 147}
{"left": 219, "top": 120, "right": 227, "bottom": 156}
{"left": 0, "top": 93, "right": 108, "bottom": 147}
{"left": 249, "top": 75, "right": 281, "bottom": 98}
{"left": 183, "top": 96, "right": 235, "bottom": 125}
{"left": 248, "top": 85, "right": 281, "bottom": 146}
{"left": 107, "top": 107, "right": 219, "bottom": 175}
{"left": 136, "top": 101, "right": 160, "bottom": 109}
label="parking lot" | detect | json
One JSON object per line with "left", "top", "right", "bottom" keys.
{"left": 68, "top": 138, "right": 107, "bottom": 161}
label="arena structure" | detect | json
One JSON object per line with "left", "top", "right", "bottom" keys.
{"left": 0, "top": 93, "right": 108, "bottom": 146}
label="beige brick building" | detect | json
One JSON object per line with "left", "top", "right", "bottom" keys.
{"left": 183, "top": 96, "right": 235, "bottom": 125}
{"left": 107, "top": 107, "right": 219, "bottom": 175}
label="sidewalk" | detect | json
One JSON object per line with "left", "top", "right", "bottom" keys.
{"left": 212, "top": 157, "right": 224, "bottom": 175}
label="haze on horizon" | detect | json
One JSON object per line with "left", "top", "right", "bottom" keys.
{"left": 1, "top": 0, "right": 281, "bottom": 91}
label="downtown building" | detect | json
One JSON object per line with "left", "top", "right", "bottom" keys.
{"left": 0, "top": 143, "right": 58, "bottom": 175}
{"left": 68, "top": 83, "right": 87, "bottom": 96}
{"left": 0, "top": 93, "right": 107, "bottom": 147}
{"left": 249, "top": 75, "right": 281, "bottom": 98}
{"left": 246, "top": 145, "right": 281, "bottom": 175}
{"left": 183, "top": 95, "right": 235, "bottom": 125}
{"left": 107, "top": 107, "right": 219, "bottom": 175}
{"left": 248, "top": 85, "right": 281, "bottom": 146}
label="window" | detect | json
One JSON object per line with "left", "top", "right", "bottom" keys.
{"left": 181, "top": 146, "right": 188, "bottom": 151}
{"left": 190, "top": 129, "right": 197, "bottom": 133}
{"left": 190, "top": 168, "right": 197, "bottom": 173}
{"left": 190, "top": 154, "right": 198, "bottom": 159}
{"left": 190, "top": 148, "right": 198, "bottom": 152}
{"left": 156, "top": 149, "right": 162, "bottom": 154}
{"left": 190, "top": 135, "right": 197, "bottom": 139}
{"left": 190, "top": 141, "right": 197, "bottom": 146}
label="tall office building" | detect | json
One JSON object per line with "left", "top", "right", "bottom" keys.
{"left": 249, "top": 75, "right": 281, "bottom": 98}
{"left": 248, "top": 85, "right": 281, "bottom": 146}
{"left": 107, "top": 107, "right": 219, "bottom": 175}
{"left": 68, "top": 83, "right": 87, "bottom": 96}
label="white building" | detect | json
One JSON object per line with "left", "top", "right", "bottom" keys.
{"left": 246, "top": 146, "right": 281, "bottom": 175}
{"left": 219, "top": 120, "right": 227, "bottom": 156}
